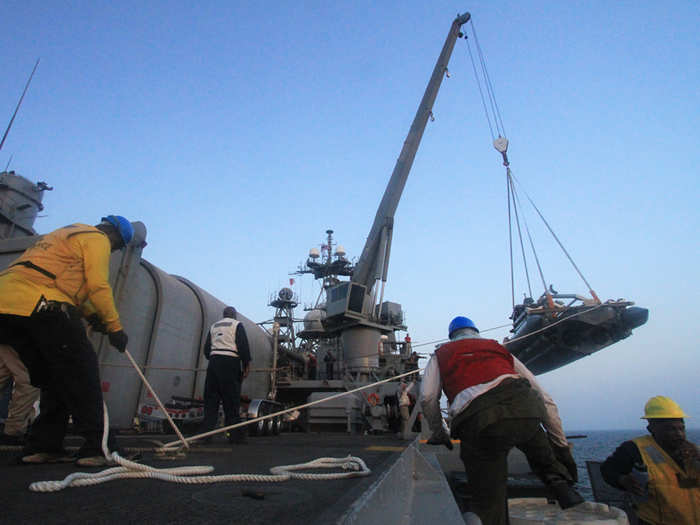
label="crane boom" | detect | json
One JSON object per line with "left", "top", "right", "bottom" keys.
{"left": 324, "top": 13, "right": 470, "bottom": 333}
{"left": 351, "top": 13, "right": 470, "bottom": 291}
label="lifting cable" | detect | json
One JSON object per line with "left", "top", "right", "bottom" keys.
{"left": 509, "top": 175, "right": 549, "bottom": 295}
{"left": 463, "top": 19, "right": 599, "bottom": 305}
{"left": 509, "top": 174, "right": 601, "bottom": 303}
{"left": 507, "top": 175, "right": 515, "bottom": 306}
{"left": 465, "top": 20, "right": 506, "bottom": 140}
{"left": 507, "top": 169, "right": 534, "bottom": 301}
{"left": 464, "top": 20, "right": 543, "bottom": 300}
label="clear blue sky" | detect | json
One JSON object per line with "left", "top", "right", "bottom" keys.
{"left": 2, "top": 1, "right": 698, "bottom": 431}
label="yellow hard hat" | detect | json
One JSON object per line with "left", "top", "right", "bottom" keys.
{"left": 641, "top": 396, "right": 689, "bottom": 419}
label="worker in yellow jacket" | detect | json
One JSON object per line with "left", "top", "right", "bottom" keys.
{"left": 0, "top": 216, "right": 133, "bottom": 466}
{"left": 601, "top": 396, "right": 699, "bottom": 525}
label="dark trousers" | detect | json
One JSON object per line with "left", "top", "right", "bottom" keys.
{"left": 456, "top": 418, "right": 560, "bottom": 525}
{"left": 0, "top": 311, "right": 113, "bottom": 456}
{"left": 0, "top": 379, "right": 12, "bottom": 420}
{"left": 201, "top": 356, "right": 242, "bottom": 435}
{"left": 453, "top": 381, "right": 571, "bottom": 525}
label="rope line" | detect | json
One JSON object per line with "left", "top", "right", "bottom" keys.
{"left": 123, "top": 350, "right": 189, "bottom": 449}
{"left": 462, "top": 18, "right": 598, "bottom": 306}
{"left": 508, "top": 171, "right": 533, "bottom": 297}
{"left": 469, "top": 19, "right": 506, "bottom": 138}
{"left": 510, "top": 173, "right": 597, "bottom": 295}
{"left": 99, "top": 363, "right": 274, "bottom": 373}
{"left": 28, "top": 450, "right": 370, "bottom": 492}
{"left": 28, "top": 352, "right": 373, "bottom": 492}
{"left": 29, "top": 298, "right": 610, "bottom": 492}
{"left": 465, "top": 36, "right": 495, "bottom": 140}
{"left": 510, "top": 179, "right": 548, "bottom": 294}
{"left": 507, "top": 173, "right": 515, "bottom": 308}
{"left": 161, "top": 368, "right": 422, "bottom": 450}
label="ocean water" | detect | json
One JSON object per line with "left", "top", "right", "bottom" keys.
{"left": 568, "top": 428, "right": 700, "bottom": 500}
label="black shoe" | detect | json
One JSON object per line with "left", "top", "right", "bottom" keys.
{"left": 550, "top": 480, "right": 584, "bottom": 509}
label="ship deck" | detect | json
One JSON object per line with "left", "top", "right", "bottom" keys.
{"left": 1, "top": 432, "right": 411, "bottom": 525}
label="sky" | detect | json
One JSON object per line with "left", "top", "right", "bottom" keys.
{"left": 1, "top": 1, "right": 698, "bottom": 431}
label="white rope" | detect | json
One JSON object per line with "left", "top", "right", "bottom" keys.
{"left": 160, "top": 368, "right": 422, "bottom": 450}
{"left": 28, "top": 357, "right": 372, "bottom": 492}
{"left": 28, "top": 452, "right": 370, "bottom": 492}
{"left": 270, "top": 456, "right": 370, "bottom": 481}
{"left": 121, "top": 349, "right": 189, "bottom": 449}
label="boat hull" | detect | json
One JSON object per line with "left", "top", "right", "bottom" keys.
{"left": 506, "top": 304, "right": 649, "bottom": 375}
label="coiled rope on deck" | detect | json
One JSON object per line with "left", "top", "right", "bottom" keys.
{"left": 28, "top": 350, "right": 371, "bottom": 492}
{"left": 28, "top": 450, "right": 370, "bottom": 492}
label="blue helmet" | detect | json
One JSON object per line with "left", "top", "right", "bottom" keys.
{"left": 448, "top": 316, "right": 479, "bottom": 338}
{"left": 101, "top": 215, "right": 134, "bottom": 246}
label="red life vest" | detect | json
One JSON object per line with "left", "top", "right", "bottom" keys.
{"left": 435, "top": 338, "right": 515, "bottom": 404}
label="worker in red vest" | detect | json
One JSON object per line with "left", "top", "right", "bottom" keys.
{"left": 421, "top": 316, "right": 583, "bottom": 525}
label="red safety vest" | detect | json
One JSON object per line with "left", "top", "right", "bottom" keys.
{"left": 435, "top": 338, "right": 515, "bottom": 404}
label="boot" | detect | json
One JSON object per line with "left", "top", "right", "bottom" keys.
{"left": 549, "top": 480, "right": 584, "bottom": 509}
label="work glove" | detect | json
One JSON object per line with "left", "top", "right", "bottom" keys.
{"left": 85, "top": 313, "right": 108, "bottom": 334}
{"left": 426, "top": 430, "right": 454, "bottom": 450}
{"left": 108, "top": 330, "right": 129, "bottom": 353}
{"left": 552, "top": 443, "right": 578, "bottom": 483}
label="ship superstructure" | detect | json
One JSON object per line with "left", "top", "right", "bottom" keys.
{"left": 0, "top": 170, "right": 51, "bottom": 239}
{"left": 262, "top": 227, "right": 417, "bottom": 435}
{"left": 256, "top": 14, "right": 473, "bottom": 435}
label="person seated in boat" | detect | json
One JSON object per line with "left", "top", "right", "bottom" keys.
{"left": 510, "top": 296, "right": 535, "bottom": 327}
{"left": 601, "top": 396, "right": 699, "bottom": 525}
{"left": 510, "top": 303, "right": 526, "bottom": 322}
{"left": 421, "top": 315, "right": 583, "bottom": 525}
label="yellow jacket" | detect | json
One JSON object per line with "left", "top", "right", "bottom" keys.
{"left": 633, "top": 435, "right": 700, "bottom": 525}
{"left": 0, "top": 224, "right": 122, "bottom": 332}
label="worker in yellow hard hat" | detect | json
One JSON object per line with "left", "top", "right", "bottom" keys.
{"left": 601, "top": 396, "right": 699, "bottom": 525}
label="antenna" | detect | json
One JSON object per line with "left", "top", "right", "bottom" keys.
{"left": 0, "top": 58, "right": 40, "bottom": 152}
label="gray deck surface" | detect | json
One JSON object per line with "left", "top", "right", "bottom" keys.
{"left": 0, "top": 432, "right": 409, "bottom": 525}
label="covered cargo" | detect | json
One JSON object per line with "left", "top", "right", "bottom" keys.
{"left": 0, "top": 221, "right": 273, "bottom": 428}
